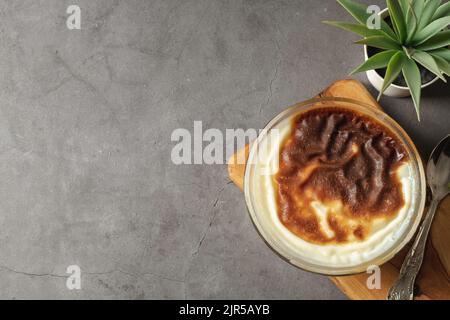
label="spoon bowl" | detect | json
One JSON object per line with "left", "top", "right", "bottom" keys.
{"left": 427, "top": 135, "right": 450, "bottom": 201}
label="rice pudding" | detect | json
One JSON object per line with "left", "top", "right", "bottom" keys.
{"left": 246, "top": 105, "right": 421, "bottom": 270}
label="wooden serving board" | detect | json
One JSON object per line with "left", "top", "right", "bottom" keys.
{"left": 228, "top": 80, "right": 450, "bottom": 300}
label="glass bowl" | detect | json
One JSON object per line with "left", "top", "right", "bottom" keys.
{"left": 244, "top": 97, "right": 426, "bottom": 276}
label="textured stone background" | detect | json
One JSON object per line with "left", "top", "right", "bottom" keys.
{"left": 0, "top": 0, "right": 447, "bottom": 299}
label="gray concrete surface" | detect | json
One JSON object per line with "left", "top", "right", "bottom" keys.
{"left": 0, "top": 0, "right": 447, "bottom": 299}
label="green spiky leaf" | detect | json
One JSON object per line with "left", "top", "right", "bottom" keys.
{"left": 406, "top": 0, "right": 419, "bottom": 43}
{"left": 378, "top": 52, "right": 406, "bottom": 100}
{"left": 432, "top": 0, "right": 450, "bottom": 20}
{"left": 430, "top": 48, "right": 450, "bottom": 62}
{"left": 431, "top": 54, "right": 450, "bottom": 76}
{"left": 412, "top": 50, "right": 446, "bottom": 81}
{"left": 388, "top": 0, "right": 408, "bottom": 43}
{"left": 322, "top": 21, "right": 383, "bottom": 37}
{"left": 350, "top": 50, "right": 397, "bottom": 74}
{"left": 417, "top": 0, "right": 442, "bottom": 31}
{"left": 399, "top": 0, "right": 410, "bottom": 16}
{"left": 337, "top": 0, "right": 371, "bottom": 24}
{"left": 417, "top": 30, "right": 450, "bottom": 50}
{"left": 413, "top": 0, "right": 426, "bottom": 18}
{"left": 355, "top": 36, "right": 402, "bottom": 50}
{"left": 413, "top": 16, "right": 450, "bottom": 45}
{"left": 402, "top": 58, "right": 422, "bottom": 121}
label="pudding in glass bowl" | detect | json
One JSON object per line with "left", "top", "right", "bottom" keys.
{"left": 245, "top": 98, "right": 426, "bottom": 275}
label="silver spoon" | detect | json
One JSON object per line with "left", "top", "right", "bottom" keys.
{"left": 388, "top": 134, "right": 450, "bottom": 300}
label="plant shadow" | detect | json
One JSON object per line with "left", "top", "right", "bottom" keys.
{"left": 422, "top": 80, "right": 450, "bottom": 99}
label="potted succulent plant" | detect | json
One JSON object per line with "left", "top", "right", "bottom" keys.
{"left": 324, "top": 0, "right": 450, "bottom": 120}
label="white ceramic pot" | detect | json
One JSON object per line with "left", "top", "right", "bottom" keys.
{"left": 364, "top": 8, "right": 439, "bottom": 98}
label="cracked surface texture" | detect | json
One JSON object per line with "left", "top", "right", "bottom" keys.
{"left": 0, "top": 0, "right": 448, "bottom": 299}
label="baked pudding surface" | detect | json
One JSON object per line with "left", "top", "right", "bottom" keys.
{"left": 275, "top": 108, "right": 409, "bottom": 245}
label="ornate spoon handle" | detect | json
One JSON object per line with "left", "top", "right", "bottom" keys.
{"left": 387, "top": 199, "right": 439, "bottom": 300}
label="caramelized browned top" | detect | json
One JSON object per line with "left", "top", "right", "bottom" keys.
{"left": 275, "top": 108, "right": 408, "bottom": 244}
